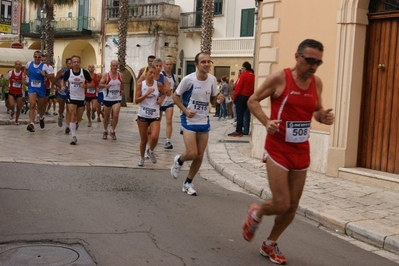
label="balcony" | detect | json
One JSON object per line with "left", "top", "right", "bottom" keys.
{"left": 179, "top": 11, "right": 202, "bottom": 34}
{"left": 21, "top": 16, "right": 96, "bottom": 38}
{"left": 106, "top": 2, "right": 180, "bottom": 21}
{"left": 212, "top": 38, "right": 255, "bottom": 57}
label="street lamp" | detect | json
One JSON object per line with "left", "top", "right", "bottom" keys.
{"left": 34, "top": 4, "right": 56, "bottom": 55}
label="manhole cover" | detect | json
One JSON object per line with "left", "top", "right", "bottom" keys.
{"left": 219, "top": 139, "right": 250, "bottom": 143}
{"left": 0, "top": 243, "right": 95, "bottom": 266}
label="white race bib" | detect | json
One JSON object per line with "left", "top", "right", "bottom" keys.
{"left": 285, "top": 121, "right": 310, "bottom": 143}
{"left": 31, "top": 80, "right": 41, "bottom": 88}
{"left": 13, "top": 81, "right": 21, "bottom": 88}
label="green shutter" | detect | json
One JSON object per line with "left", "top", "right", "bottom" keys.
{"left": 240, "top": 8, "right": 255, "bottom": 37}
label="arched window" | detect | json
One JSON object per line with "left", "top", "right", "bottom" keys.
{"left": 369, "top": 0, "right": 399, "bottom": 13}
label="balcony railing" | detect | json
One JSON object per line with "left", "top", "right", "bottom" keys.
{"left": 180, "top": 11, "right": 202, "bottom": 30}
{"left": 106, "top": 3, "right": 180, "bottom": 21}
{"left": 212, "top": 38, "right": 255, "bottom": 57}
{"left": 21, "top": 16, "right": 96, "bottom": 35}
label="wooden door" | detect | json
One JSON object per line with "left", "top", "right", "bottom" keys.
{"left": 358, "top": 12, "right": 399, "bottom": 174}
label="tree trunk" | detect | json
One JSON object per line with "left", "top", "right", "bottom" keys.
{"left": 118, "top": 0, "right": 128, "bottom": 107}
{"left": 200, "top": 0, "right": 214, "bottom": 54}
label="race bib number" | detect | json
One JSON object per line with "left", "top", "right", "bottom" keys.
{"left": 111, "top": 90, "right": 119, "bottom": 96}
{"left": 191, "top": 100, "right": 208, "bottom": 113}
{"left": 87, "top": 88, "right": 96, "bottom": 94}
{"left": 143, "top": 107, "right": 156, "bottom": 116}
{"left": 13, "top": 81, "right": 21, "bottom": 88}
{"left": 285, "top": 121, "right": 310, "bottom": 143}
{"left": 31, "top": 80, "right": 41, "bottom": 88}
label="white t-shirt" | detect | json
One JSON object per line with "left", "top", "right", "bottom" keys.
{"left": 137, "top": 80, "right": 160, "bottom": 119}
{"left": 161, "top": 71, "right": 178, "bottom": 107}
{"left": 176, "top": 72, "right": 218, "bottom": 125}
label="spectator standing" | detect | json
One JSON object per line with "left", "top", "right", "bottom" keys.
{"left": 228, "top": 62, "right": 255, "bottom": 137}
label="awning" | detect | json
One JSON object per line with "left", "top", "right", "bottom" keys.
{"left": 0, "top": 48, "right": 38, "bottom": 67}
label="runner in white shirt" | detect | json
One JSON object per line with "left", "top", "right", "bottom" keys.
{"left": 98, "top": 60, "right": 124, "bottom": 140}
{"left": 160, "top": 58, "right": 179, "bottom": 149}
{"left": 61, "top": 55, "right": 93, "bottom": 145}
{"left": 135, "top": 64, "right": 166, "bottom": 166}
{"left": 170, "top": 52, "right": 224, "bottom": 196}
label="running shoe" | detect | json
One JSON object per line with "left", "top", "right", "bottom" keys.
{"left": 39, "top": 117, "right": 45, "bottom": 129}
{"left": 53, "top": 112, "right": 58, "bottom": 115}
{"left": 102, "top": 131, "right": 108, "bottom": 140}
{"left": 45, "top": 111, "right": 50, "bottom": 115}
{"left": 164, "top": 141, "right": 173, "bottom": 149}
{"left": 182, "top": 182, "right": 197, "bottom": 196}
{"left": 58, "top": 117, "right": 63, "bottom": 127}
{"left": 171, "top": 155, "right": 181, "bottom": 179}
{"left": 87, "top": 121, "right": 92, "bottom": 127}
{"left": 9, "top": 111, "right": 14, "bottom": 120}
{"left": 70, "top": 136, "right": 77, "bottom": 145}
{"left": 76, "top": 122, "right": 79, "bottom": 130}
{"left": 15, "top": 121, "right": 19, "bottom": 126}
{"left": 144, "top": 148, "right": 149, "bottom": 159}
{"left": 27, "top": 123, "right": 35, "bottom": 132}
{"left": 35, "top": 114, "right": 40, "bottom": 123}
{"left": 137, "top": 157, "right": 144, "bottom": 167}
{"left": 110, "top": 131, "right": 117, "bottom": 140}
{"left": 260, "top": 241, "right": 287, "bottom": 265}
{"left": 97, "top": 117, "right": 101, "bottom": 122}
{"left": 242, "top": 203, "right": 261, "bottom": 242}
{"left": 65, "top": 127, "right": 70, "bottom": 134}
{"left": 147, "top": 148, "right": 157, "bottom": 163}
{"left": 91, "top": 111, "right": 96, "bottom": 120}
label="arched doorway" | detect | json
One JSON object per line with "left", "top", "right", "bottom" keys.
{"left": 357, "top": 0, "right": 399, "bottom": 174}
{"left": 121, "top": 66, "right": 136, "bottom": 103}
{"left": 61, "top": 40, "right": 96, "bottom": 70}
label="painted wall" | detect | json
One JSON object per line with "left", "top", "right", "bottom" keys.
{"left": 253, "top": 0, "right": 370, "bottom": 175}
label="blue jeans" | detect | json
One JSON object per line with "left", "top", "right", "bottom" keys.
{"left": 243, "top": 108, "right": 251, "bottom": 135}
{"left": 219, "top": 99, "right": 227, "bottom": 118}
{"left": 235, "top": 94, "right": 250, "bottom": 133}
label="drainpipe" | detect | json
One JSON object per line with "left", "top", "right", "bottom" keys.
{"left": 253, "top": 0, "right": 261, "bottom": 70}
{"left": 101, "top": 0, "right": 106, "bottom": 73}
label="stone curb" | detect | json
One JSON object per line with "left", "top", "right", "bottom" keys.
{"left": 206, "top": 131, "right": 399, "bottom": 255}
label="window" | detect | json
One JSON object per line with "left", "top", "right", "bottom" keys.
{"left": 214, "top": 0, "right": 223, "bottom": 15}
{"left": 240, "top": 8, "right": 255, "bottom": 37}
{"left": 196, "top": 0, "right": 223, "bottom": 16}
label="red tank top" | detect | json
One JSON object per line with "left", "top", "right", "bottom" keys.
{"left": 265, "top": 68, "right": 318, "bottom": 153}
{"left": 8, "top": 70, "right": 24, "bottom": 95}
{"left": 85, "top": 72, "right": 98, "bottom": 97}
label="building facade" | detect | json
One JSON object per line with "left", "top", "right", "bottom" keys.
{"left": 253, "top": 0, "right": 399, "bottom": 187}
{"left": 175, "top": 0, "right": 256, "bottom": 81}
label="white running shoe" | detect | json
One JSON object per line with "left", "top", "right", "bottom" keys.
{"left": 144, "top": 148, "right": 150, "bottom": 159}
{"left": 182, "top": 182, "right": 197, "bottom": 196}
{"left": 171, "top": 155, "right": 181, "bottom": 179}
{"left": 147, "top": 148, "right": 157, "bottom": 163}
{"left": 138, "top": 157, "right": 144, "bottom": 167}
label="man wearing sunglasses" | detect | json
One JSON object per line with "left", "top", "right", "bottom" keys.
{"left": 242, "top": 39, "right": 334, "bottom": 265}
{"left": 25, "top": 51, "right": 55, "bottom": 132}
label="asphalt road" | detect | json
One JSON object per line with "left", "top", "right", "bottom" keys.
{"left": 0, "top": 163, "right": 397, "bottom": 266}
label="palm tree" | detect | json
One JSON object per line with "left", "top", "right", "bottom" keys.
{"left": 28, "top": 0, "right": 75, "bottom": 65}
{"left": 117, "top": 0, "right": 128, "bottom": 72}
{"left": 200, "top": 0, "right": 214, "bottom": 54}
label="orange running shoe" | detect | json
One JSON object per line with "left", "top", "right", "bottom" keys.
{"left": 260, "top": 241, "right": 287, "bottom": 265}
{"left": 242, "top": 203, "right": 261, "bottom": 241}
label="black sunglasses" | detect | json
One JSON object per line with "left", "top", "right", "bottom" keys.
{"left": 300, "top": 55, "right": 323, "bottom": 66}
{"left": 34, "top": 56, "right": 41, "bottom": 59}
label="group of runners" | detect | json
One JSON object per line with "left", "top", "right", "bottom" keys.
{"left": 4, "top": 40, "right": 336, "bottom": 264}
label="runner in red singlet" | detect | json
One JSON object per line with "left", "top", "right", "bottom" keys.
{"left": 241, "top": 39, "right": 335, "bottom": 265}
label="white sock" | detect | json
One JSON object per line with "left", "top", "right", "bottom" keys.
{"left": 70, "top": 122, "right": 76, "bottom": 136}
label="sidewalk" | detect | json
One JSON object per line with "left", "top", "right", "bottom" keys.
{"left": 0, "top": 100, "right": 399, "bottom": 262}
